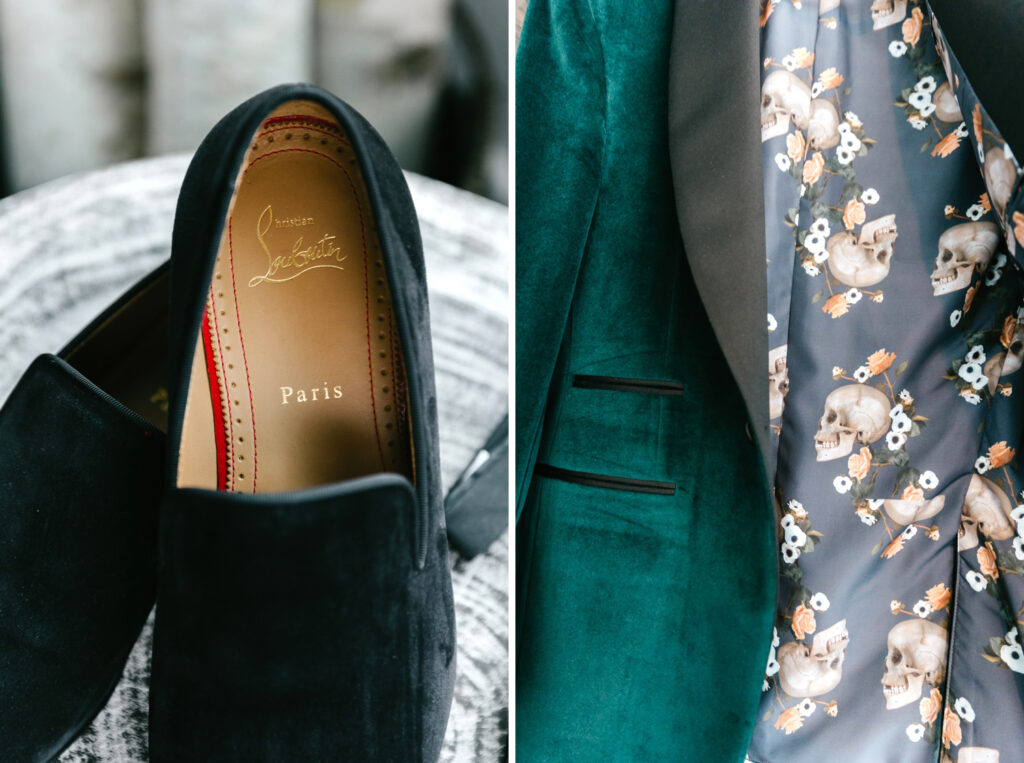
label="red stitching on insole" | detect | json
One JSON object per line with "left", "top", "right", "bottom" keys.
{"left": 208, "top": 286, "right": 235, "bottom": 490}
{"left": 261, "top": 114, "right": 343, "bottom": 133}
{"left": 201, "top": 306, "right": 228, "bottom": 490}
{"left": 228, "top": 218, "right": 259, "bottom": 493}
{"left": 242, "top": 146, "right": 387, "bottom": 471}
{"left": 255, "top": 124, "right": 343, "bottom": 143}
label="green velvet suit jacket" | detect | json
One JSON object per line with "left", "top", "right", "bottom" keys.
{"left": 516, "top": 0, "right": 1024, "bottom": 760}
{"left": 515, "top": 1, "right": 776, "bottom": 760}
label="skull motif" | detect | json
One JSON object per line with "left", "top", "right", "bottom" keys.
{"left": 959, "top": 473, "right": 1014, "bottom": 551}
{"left": 881, "top": 619, "right": 948, "bottom": 710}
{"left": 957, "top": 749, "right": 1000, "bottom": 763}
{"left": 985, "top": 147, "right": 1017, "bottom": 220}
{"left": 761, "top": 70, "right": 812, "bottom": 142}
{"left": 930, "top": 222, "right": 1000, "bottom": 295}
{"left": 777, "top": 620, "right": 849, "bottom": 698}
{"left": 827, "top": 215, "right": 898, "bottom": 287}
{"left": 769, "top": 345, "right": 789, "bottom": 421}
{"left": 814, "top": 384, "right": 890, "bottom": 461}
{"left": 983, "top": 318, "right": 1024, "bottom": 392}
{"left": 807, "top": 99, "right": 841, "bottom": 150}
{"left": 932, "top": 81, "right": 963, "bottom": 123}
{"left": 882, "top": 496, "right": 946, "bottom": 526}
{"left": 870, "top": 0, "right": 908, "bottom": 29}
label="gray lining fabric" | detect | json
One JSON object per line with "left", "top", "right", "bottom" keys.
{"left": 746, "top": 1, "right": 1024, "bottom": 760}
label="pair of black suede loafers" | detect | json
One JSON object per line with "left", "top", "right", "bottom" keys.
{"left": 0, "top": 84, "right": 455, "bottom": 762}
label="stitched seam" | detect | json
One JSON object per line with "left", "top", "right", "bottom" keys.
{"left": 256, "top": 124, "right": 347, "bottom": 143}
{"left": 262, "top": 114, "right": 343, "bottom": 133}
{"left": 228, "top": 218, "right": 259, "bottom": 493}
{"left": 389, "top": 306, "right": 398, "bottom": 463}
{"left": 516, "top": 0, "right": 607, "bottom": 522}
{"left": 199, "top": 307, "right": 226, "bottom": 489}
{"left": 360, "top": 188, "right": 387, "bottom": 471}
{"left": 208, "top": 287, "right": 234, "bottom": 490}
{"left": 244, "top": 147, "right": 351, "bottom": 174}
{"left": 942, "top": 532, "right": 964, "bottom": 755}
{"left": 242, "top": 146, "right": 387, "bottom": 469}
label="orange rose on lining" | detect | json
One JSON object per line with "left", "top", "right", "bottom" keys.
{"left": 818, "top": 67, "right": 844, "bottom": 90}
{"left": 902, "top": 484, "right": 924, "bottom": 502}
{"left": 974, "top": 103, "right": 984, "bottom": 145}
{"left": 1014, "top": 211, "right": 1024, "bottom": 250}
{"left": 931, "top": 132, "right": 961, "bottom": 158}
{"left": 822, "top": 293, "right": 849, "bottom": 318}
{"left": 787, "top": 130, "right": 806, "bottom": 163}
{"left": 926, "top": 583, "right": 951, "bottom": 611}
{"left": 942, "top": 706, "right": 962, "bottom": 749}
{"left": 843, "top": 199, "right": 866, "bottom": 230}
{"left": 980, "top": 192, "right": 991, "bottom": 213}
{"left": 791, "top": 603, "right": 816, "bottom": 639}
{"left": 792, "top": 46, "right": 815, "bottom": 68}
{"left": 988, "top": 441, "right": 1015, "bottom": 468}
{"left": 848, "top": 446, "right": 872, "bottom": 480}
{"left": 775, "top": 706, "right": 804, "bottom": 734}
{"left": 867, "top": 349, "right": 896, "bottom": 375}
{"left": 1002, "top": 315, "right": 1018, "bottom": 349}
{"left": 964, "top": 283, "right": 978, "bottom": 313}
{"left": 979, "top": 542, "right": 999, "bottom": 579}
{"left": 881, "top": 535, "right": 905, "bottom": 559}
{"left": 903, "top": 7, "right": 923, "bottom": 47}
{"left": 919, "top": 687, "right": 941, "bottom": 725}
{"left": 803, "top": 151, "right": 825, "bottom": 184}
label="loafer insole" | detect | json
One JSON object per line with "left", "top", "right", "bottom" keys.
{"left": 177, "top": 101, "right": 413, "bottom": 493}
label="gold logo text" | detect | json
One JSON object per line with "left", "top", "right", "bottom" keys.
{"left": 248, "top": 205, "right": 347, "bottom": 287}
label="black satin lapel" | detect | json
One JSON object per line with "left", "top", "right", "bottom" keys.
{"left": 668, "top": 0, "right": 769, "bottom": 468}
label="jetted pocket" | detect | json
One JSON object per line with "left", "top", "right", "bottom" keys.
{"left": 534, "top": 463, "right": 676, "bottom": 495}
{"left": 572, "top": 375, "right": 684, "bottom": 396}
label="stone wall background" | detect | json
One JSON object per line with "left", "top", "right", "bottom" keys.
{"left": 0, "top": 0, "right": 507, "bottom": 201}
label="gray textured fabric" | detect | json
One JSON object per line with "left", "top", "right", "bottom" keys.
{"left": 0, "top": 155, "right": 508, "bottom": 762}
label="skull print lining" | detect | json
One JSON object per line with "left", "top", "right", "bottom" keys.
{"left": 750, "top": 1, "right": 1024, "bottom": 760}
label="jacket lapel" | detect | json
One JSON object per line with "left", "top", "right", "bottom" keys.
{"left": 667, "top": 0, "right": 770, "bottom": 470}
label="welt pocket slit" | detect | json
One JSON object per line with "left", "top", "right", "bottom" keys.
{"left": 534, "top": 463, "right": 676, "bottom": 496}
{"left": 572, "top": 375, "right": 685, "bottom": 395}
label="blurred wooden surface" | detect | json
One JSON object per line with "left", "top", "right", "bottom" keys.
{"left": 0, "top": 155, "right": 509, "bottom": 762}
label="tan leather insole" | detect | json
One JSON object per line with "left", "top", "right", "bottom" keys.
{"left": 65, "top": 273, "right": 170, "bottom": 430}
{"left": 177, "top": 101, "right": 413, "bottom": 493}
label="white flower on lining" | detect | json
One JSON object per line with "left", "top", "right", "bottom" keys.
{"left": 966, "top": 570, "right": 987, "bottom": 591}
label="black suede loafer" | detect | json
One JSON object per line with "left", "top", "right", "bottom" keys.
{"left": 150, "top": 84, "right": 455, "bottom": 762}
{"left": 0, "top": 264, "right": 169, "bottom": 762}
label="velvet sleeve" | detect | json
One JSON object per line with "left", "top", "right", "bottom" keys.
{"left": 514, "top": 0, "right": 606, "bottom": 522}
